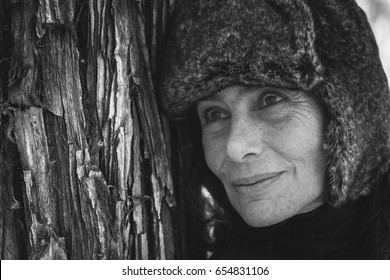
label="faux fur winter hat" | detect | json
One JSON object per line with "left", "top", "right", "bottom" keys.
{"left": 161, "top": 0, "right": 390, "bottom": 207}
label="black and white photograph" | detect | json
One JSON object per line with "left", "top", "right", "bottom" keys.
{"left": 1, "top": 0, "right": 390, "bottom": 277}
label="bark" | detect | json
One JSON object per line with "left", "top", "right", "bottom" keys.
{"left": 0, "top": 125, "right": 22, "bottom": 260}
{"left": 0, "top": 0, "right": 178, "bottom": 260}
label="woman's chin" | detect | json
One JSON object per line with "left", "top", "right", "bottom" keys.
{"left": 238, "top": 201, "right": 295, "bottom": 228}
{"left": 242, "top": 215, "right": 286, "bottom": 228}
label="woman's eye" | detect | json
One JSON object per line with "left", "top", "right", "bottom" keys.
{"left": 203, "top": 108, "right": 229, "bottom": 124}
{"left": 259, "top": 92, "right": 285, "bottom": 108}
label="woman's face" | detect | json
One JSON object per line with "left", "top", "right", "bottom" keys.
{"left": 197, "top": 86, "right": 327, "bottom": 227}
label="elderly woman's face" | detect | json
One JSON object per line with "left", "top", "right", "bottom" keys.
{"left": 197, "top": 86, "right": 327, "bottom": 227}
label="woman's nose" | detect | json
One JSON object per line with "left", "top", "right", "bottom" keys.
{"left": 225, "top": 116, "right": 264, "bottom": 163}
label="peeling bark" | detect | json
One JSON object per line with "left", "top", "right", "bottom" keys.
{"left": 1, "top": 0, "right": 179, "bottom": 260}
{"left": 0, "top": 130, "right": 20, "bottom": 260}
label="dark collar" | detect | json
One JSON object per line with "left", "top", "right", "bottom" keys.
{"left": 214, "top": 202, "right": 363, "bottom": 259}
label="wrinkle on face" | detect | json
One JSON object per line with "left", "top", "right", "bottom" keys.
{"left": 198, "top": 86, "right": 328, "bottom": 227}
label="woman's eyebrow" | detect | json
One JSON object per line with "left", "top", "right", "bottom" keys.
{"left": 201, "top": 93, "right": 224, "bottom": 102}
{"left": 199, "top": 88, "right": 261, "bottom": 104}
{"left": 199, "top": 87, "right": 301, "bottom": 104}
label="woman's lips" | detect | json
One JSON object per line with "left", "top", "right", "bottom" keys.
{"left": 231, "top": 172, "right": 285, "bottom": 194}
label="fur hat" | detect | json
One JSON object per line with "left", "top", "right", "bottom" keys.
{"left": 161, "top": 0, "right": 390, "bottom": 207}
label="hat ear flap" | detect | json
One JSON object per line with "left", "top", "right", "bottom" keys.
{"left": 321, "top": 77, "right": 390, "bottom": 207}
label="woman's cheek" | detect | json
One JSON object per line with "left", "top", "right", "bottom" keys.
{"left": 202, "top": 131, "right": 227, "bottom": 178}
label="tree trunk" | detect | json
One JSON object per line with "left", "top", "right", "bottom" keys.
{"left": 0, "top": 0, "right": 179, "bottom": 260}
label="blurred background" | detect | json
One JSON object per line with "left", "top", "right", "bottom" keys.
{"left": 356, "top": 0, "right": 390, "bottom": 81}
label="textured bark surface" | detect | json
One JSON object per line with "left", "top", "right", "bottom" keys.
{"left": 0, "top": 0, "right": 178, "bottom": 260}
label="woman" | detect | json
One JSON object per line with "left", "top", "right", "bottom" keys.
{"left": 161, "top": 0, "right": 390, "bottom": 259}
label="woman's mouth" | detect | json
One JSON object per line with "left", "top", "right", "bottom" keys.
{"left": 231, "top": 172, "right": 285, "bottom": 194}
